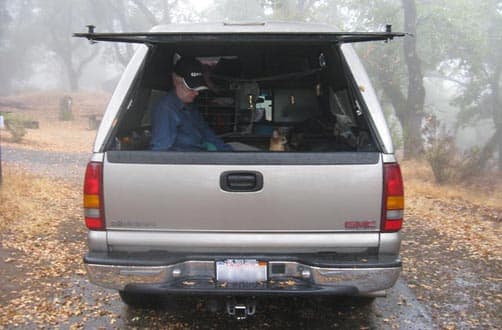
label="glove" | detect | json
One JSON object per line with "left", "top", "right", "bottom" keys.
{"left": 202, "top": 141, "right": 217, "bottom": 151}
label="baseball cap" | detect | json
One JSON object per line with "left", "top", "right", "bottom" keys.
{"left": 173, "top": 57, "right": 208, "bottom": 91}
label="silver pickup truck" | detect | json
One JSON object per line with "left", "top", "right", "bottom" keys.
{"left": 76, "top": 22, "right": 405, "bottom": 318}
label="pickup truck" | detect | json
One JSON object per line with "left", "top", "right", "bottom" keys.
{"left": 76, "top": 21, "right": 405, "bottom": 319}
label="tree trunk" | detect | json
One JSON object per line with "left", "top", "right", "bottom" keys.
{"left": 491, "top": 62, "right": 501, "bottom": 170}
{"left": 60, "top": 48, "right": 79, "bottom": 92}
{"left": 496, "top": 127, "right": 502, "bottom": 171}
{"left": 131, "top": 0, "right": 159, "bottom": 26}
{"left": 401, "top": 0, "right": 426, "bottom": 159}
{"left": 68, "top": 69, "right": 79, "bottom": 92}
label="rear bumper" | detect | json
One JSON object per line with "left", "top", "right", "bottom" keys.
{"left": 84, "top": 253, "right": 401, "bottom": 296}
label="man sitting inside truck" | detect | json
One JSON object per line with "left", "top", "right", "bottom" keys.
{"left": 150, "top": 57, "right": 232, "bottom": 151}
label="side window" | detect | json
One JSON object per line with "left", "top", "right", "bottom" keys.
{"left": 112, "top": 88, "right": 156, "bottom": 151}
{"left": 329, "top": 87, "right": 376, "bottom": 151}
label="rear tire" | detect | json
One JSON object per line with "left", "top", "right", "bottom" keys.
{"left": 119, "top": 290, "right": 163, "bottom": 308}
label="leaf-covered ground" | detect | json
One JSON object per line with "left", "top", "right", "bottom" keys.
{"left": 0, "top": 166, "right": 119, "bottom": 327}
{"left": 400, "top": 160, "right": 502, "bottom": 329}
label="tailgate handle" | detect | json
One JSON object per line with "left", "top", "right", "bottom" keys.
{"left": 220, "top": 171, "right": 263, "bottom": 192}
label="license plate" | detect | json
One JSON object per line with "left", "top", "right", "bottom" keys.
{"left": 216, "top": 259, "right": 267, "bottom": 283}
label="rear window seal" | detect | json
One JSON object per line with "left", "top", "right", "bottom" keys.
{"left": 106, "top": 151, "right": 380, "bottom": 165}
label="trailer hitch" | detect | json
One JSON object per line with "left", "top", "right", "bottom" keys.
{"left": 226, "top": 298, "right": 256, "bottom": 320}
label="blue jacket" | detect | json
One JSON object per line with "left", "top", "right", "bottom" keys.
{"left": 151, "top": 90, "right": 232, "bottom": 151}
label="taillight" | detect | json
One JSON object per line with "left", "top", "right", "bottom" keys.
{"left": 382, "top": 163, "right": 404, "bottom": 232}
{"left": 83, "top": 162, "right": 105, "bottom": 230}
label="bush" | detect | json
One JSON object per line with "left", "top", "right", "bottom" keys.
{"left": 422, "top": 115, "right": 495, "bottom": 184}
{"left": 458, "top": 145, "right": 495, "bottom": 181}
{"left": 422, "top": 115, "right": 457, "bottom": 184}
{"left": 3, "top": 113, "right": 27, "bottom": 143}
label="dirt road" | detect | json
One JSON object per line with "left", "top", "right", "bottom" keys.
{"left": 1, "top": 146, "right": 88, "bottom": 183}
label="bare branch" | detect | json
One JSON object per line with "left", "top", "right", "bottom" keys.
{"left": 425, "top": 72, "right": 469, "bottom": 88}
{"left": 130, "top": 0, "right": 158, "bottom": 26}
{"left": 77, "top": 46, "right": 100, "bottom": 78}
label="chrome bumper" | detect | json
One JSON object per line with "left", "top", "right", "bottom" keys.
{"left": 85, "top": 260, "right": 400, "bottom": 296}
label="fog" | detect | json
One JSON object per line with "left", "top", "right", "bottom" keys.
{"left": 1, "top": 0, "right": 500, "bottom": 169}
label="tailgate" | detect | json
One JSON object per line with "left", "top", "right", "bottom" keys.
{"left": 103, "top": 151, "right": 383, "bottom": 232}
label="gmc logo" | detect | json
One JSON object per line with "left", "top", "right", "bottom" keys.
{"left": 345, "top": 221, "right": 377, "bottom": 229}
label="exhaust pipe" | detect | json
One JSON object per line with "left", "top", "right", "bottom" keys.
{"left": 360, "top": 290, "right": 387, "bottom": 298}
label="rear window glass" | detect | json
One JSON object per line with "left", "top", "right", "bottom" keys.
{"left": 109, "top": 44, "right": 377, "bottom": 153}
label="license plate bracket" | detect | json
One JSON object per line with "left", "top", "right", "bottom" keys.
{"left": 216, "top": 259, "right": 267, "bottom": 283}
